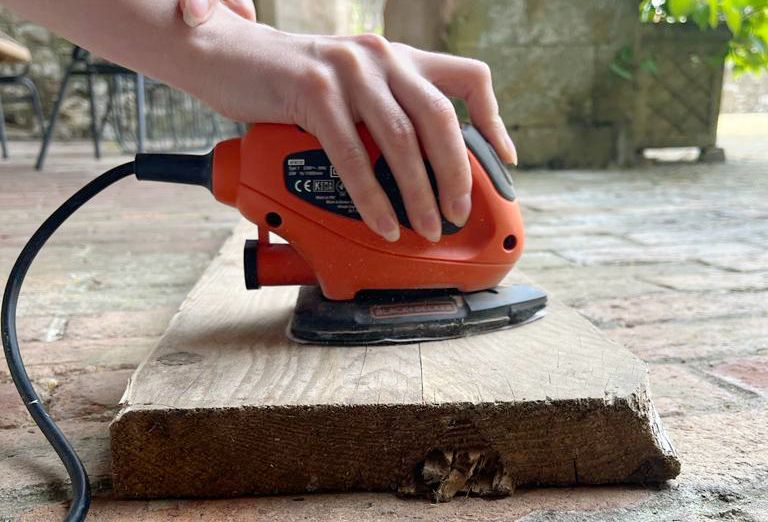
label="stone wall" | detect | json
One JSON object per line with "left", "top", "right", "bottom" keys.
{"left": 0, "top": 7, "right": 91, "bottom": 138}
{"left": 385, "top": 0, "right": 761, "bottom": 168}
{"left": 385, "top": 0, "right": 639, "bottom": 168}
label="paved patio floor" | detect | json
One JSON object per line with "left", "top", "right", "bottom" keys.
{"left": 1, "top": 114, "right": 766, "bottom": 521}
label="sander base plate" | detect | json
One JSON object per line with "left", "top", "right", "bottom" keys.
{"left": 288, "top": 284, "right": 547, "bottom": 346}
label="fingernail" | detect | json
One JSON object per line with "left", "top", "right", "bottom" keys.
{"left": 376, "top": 215, "right": 400, "bottom": 242}
{"left": 418, "top": 210, "right": 442, "bottom": 243}
{"left": 450, "top": 193, "right": 472, "bottom": 227}
{"left": 505, "top": 134, "right": 518, "bottom": 166}
{"left": 183, "top": 0, "right": 208, "bottom": 26}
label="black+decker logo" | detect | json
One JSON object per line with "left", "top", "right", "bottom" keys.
{"left": 370, "top": 300, "right": 458, "bottom": 319}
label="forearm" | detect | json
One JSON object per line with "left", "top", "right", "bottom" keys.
{"left": 2, "top": 0, "right": 289, "bottom": 120}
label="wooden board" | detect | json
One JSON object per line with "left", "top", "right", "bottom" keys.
{"left": 111, "top": 221, "right": 680, "bottom": 500}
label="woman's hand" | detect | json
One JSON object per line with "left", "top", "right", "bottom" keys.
{"left": 203, "top": 27, "right": 518, "bottom": 243}
{"left": 180, "top": 5, "right": 516, "bottom": 242}
{"left": 180, "top": 4, "right": 515, "bottom": 242}
{"left": 297, "top": 35, "right": 517, "bottom": 243}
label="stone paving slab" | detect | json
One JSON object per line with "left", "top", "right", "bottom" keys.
{"left": 643, "top": 270, "right": 768, "bottom": 293}
{"left": 18, "top": 487, "right": 653, "bottom": 522}
{"left": 607, "top": 316, "right": 768, "bottom": 362}
{"left": 647, "top": 364, "right": 743, "bottom": 418}
{"left": 0, "top": 337, "right": 158, "bottom": 381}
{"left": 576, "top": 291, "right": 768, "bottom": 329}
{"left": 558, "top": 242, "right": 763, "bottom": 266}
{"left": 711, "top": 355, "right": 768, "bottom": 396}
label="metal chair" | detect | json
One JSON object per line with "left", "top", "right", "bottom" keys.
{"left": 35, "top": 46, "right": 147, "bottom": 170}
{"left": 35, "top": 45, "right": 245, "bottom": 170}
{"left": 106, "top": 73, "right": 244, "bottom": 154}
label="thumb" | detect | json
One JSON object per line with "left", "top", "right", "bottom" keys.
{"left": 179, "top": 0, "right": 218, "bottom": 27}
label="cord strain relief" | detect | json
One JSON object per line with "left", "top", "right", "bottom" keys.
{"left": 134, "top": 151, "right": 213, "bottom": 190}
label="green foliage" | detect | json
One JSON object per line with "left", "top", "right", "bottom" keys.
{"left": 639, "top": 0, "right": 768, "bottom": 74}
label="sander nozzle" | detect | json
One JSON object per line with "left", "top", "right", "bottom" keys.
{"left": 243, "top": 239, "right": 317, "bottom": 290}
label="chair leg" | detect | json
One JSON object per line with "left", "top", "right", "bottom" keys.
{"left": 97, "top": 78, "right": 115, "bottom": 141}
{"left": 19, "top": 76, "right": 45, "bottom": 139}
{"left": 111, "top": 76, "right": 132, "bottom": 153}
{"left": 135, "top": 73, "right": 146, "bottom": 153}
{"left": 167, "top": 88, "right": 180, "bottom": 148}
{"left": 85, "top": 68, "right": 101, "bottom": 160}
{"left": 210, "top": 108, "right": 221, "bottom": 143}
{"left": 36, "top": 60, "right": 76, "bottom": 170}
{"left": 0, "top": 98, "right": 8, "bottom": 159}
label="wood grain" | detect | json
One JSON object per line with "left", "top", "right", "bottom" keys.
{"left": 111, "top": 220, "right": 680, "bottom": 499}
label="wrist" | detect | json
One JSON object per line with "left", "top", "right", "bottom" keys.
{"left": 181, "top": 9, "right": 297, "bottom": 122}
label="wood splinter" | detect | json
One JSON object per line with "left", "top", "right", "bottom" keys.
{"left": 417, "top": 448, "right": 514, "bottom": 502}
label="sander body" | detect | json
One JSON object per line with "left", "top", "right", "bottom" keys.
{"left": 208, "top": 123, "right": 546, "bottom": 343}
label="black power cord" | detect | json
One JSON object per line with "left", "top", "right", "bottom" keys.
{"left": 2, "top": 154, "right": 213, "bottom": 521}
{"left": 2, "top": 162, "right": 134, "bottom": 521}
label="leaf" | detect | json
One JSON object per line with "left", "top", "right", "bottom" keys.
{"left": 724, "top": 5, "right": 742, "bottom": 34}
{"left": 668, "top": 0, "right": 695, "bottom": 17}
{"left": 618, "top": 45, "right": 634, "bottom": 62}
{"left": 609, "top": 62, "right": 634, "bottom": 81}
{"left": 749, "top": 34, "right": 768, "bottom": 54}
{"left": 640, "top": 57, "right": 659, "bottom": 74}
{"left": 729, "top": 0, "right": 752, "bottom": 9}
{"left": 708, "top": 0, "right": 719, "bottom": 28}
{"left": 691, "top": 4, "right": 711, "bottom": 29}
{"left": 755, "top": 20, "right": 768, "bottom": 44}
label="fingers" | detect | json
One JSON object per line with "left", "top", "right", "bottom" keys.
{"left": 411, "top": 50, "right": 517, "bottom": 165}
{"left": 307, "top": 87, "right": 401, "bottom": 242}
{"left": 288, "top": 36, "right": 511, "bottom": 241}
{"left": 390, "top": 73, "right": 472, "bottom": 227}
{"left": 353, "top": 85, "right": 443, "bottom": 242}
{"left": 221, "top": 0, "right": 257, "bottom": 21}
{"left": 179, "top": 0, "right": 217, "bottom": 27}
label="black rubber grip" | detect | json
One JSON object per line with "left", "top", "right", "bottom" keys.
{"left": 461, "top": 124, "right": 516, "bottom": 201}
{"left": 134, "top": 151, "right": 213, "bottom": 190}
{"left": 243, "top": 239, "right": 260, "bottom": 290}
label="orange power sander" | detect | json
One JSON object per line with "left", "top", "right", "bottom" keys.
{"left": 3, "top": 123, "right": 545, "bottom": 520}
{"left": 204, "top": 122, "right": 545, "bottom": 343}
